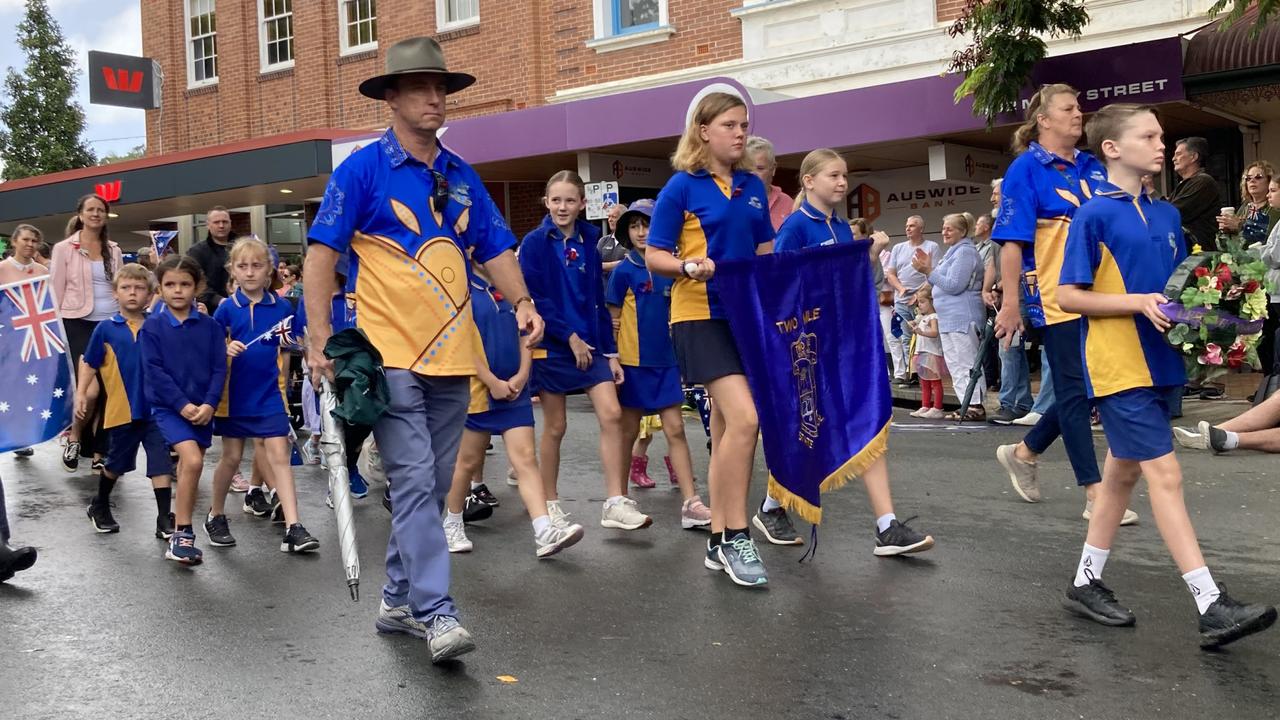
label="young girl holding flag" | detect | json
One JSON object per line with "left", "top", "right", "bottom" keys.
{"left": 207, "top": 237, "right": 318, "bottom": 554}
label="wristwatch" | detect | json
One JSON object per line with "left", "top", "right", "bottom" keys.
{"left": 513, "top": 296, "right": 535, "bottom": 309}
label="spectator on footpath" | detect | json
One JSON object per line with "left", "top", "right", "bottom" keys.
{"left": 1217, "top": 160, "right": 1280, "bottom": 249}
{"left": 596, "top": 203, "right": 627, "bottom": 276}
{"left": 136, "top": 246, "right": 156, "bottom": 272}
{"left": 974, "top": 212, "right": 1000, "bottom": 393}
{"left": 747, "top": 135, "right": 791, "bottom": 230}
{"left": 1175, "top": 389, "right": 1280, "bottom": 454}
{"left": 885, "top": 215, "right": 941, "bottom": 387}
{"left": 186, "top": 205, "right": 237, "bottom": 313}
{"left": 1168, "top": 137, "right": 1226, "bottom": 252}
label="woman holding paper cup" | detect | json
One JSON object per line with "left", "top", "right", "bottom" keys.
{"left": 1217, "top": 161, "right": 1280, "bottom": 250}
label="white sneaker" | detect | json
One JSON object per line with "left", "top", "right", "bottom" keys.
{"left": 601, "top": 496, "right": 653, "bottom": 530}
{"left": 546, "top": 499, "right": 572, "bottom": 530}
{"left": 1173, "top": 426, "right": 1208, "bottom": 450}
{"left": 535, "top": 522, "right": 584, "bottom": 558}
{"left": 680, "top": 495, "right": 712, "bottom": 529}
{"left": 909, "top": 407, "right": 928, "bottom": 418}
{"left": 444, "top": 521, "right": 472, "bottom": 553}
{"left": 506, "top": 465, "right": 519, "bottom": 487}
{"left": 1011, "top": 411, "right": 1042, "bottom": 426}
{"left": 1082, "top": 501, "right": 1139, "bottom": 526}
{"left": 923, "top": 408, "right": 946, "bottom": 419}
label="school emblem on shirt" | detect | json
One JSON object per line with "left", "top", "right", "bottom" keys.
{"left": 791, "top": 332, "right": 824, "bottom": 447}
{"left": 748, "top": 196, "right": 763, "bottom": 210}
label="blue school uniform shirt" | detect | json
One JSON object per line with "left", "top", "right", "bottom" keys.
{"left": 773, "top": 198, "right": 854, "bottom": 252}
{"left": 1058, "top": 181, "right": 1187, "bottom": 398}
{"left": 646, "top": 169, "right": 774, "bottom": 324}
{"left": 307, "top": 128, "right": 514, "bottom": 375}
{"left": 518, "top": 215, "right": 617, "bottom": 357}
{"left": 470, "top": 277, "right": 522, "bottom": 381}
{"left": 139, "top": 308, "right": 226, "bottom": 414}
{"left": 212, "top": 289, "right": 294, "bottom": 419}
{"left": 82, "top": 314, "right": 147, "bottom": 429}
{"left": 605, "top": 250, "right": 677, "bottom": 368}
{"left": 992, "top": 142, "right": 1108, "bottom": 328}
{"left": 293, "top": 293, "right": 356, "bottom": 337}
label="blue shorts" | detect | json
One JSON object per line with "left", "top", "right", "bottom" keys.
{"left": 618, "top": 365, "right": 684, "bottom": 414}
{"left": 213, "top": 414, "right": 291, "bottom": 439}
{"left": 105, "top": 419, "right": 174, "bottom": 477}
{"left": 1095, "top": 386, "right": 1179, "bottom": 461}
{"left": 466, "top": 377, "right": 535, "bottom": 433}
{"left": 532, "top": 352, "right": 613, "bottom": 395}
{"left": 154, "top": 409, "right": 214, "bottom": 449}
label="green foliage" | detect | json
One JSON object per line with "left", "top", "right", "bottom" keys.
{"left": 0, "top": 0, "right": 95, "bottom": 181}
{"left": 1208, "top": 0, "right": 1280, "bottom": 34}
{"left": 947, "top": 0, "right": 1090, "bottom": 124}
{"left": 101, "top": 144, "right": 146, "bottom": 165}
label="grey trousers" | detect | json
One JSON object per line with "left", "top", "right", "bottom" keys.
{"left": 372, "top": 370, "right": 470, "bottom": 621}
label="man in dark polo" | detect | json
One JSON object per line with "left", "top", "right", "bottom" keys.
{"left": 1169, "top": 137, "right": 1226, "bottom": 252}
{"left": 303, "top": 37, "right": 544, "bottom": 664}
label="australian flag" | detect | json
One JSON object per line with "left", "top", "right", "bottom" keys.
{"left": 150, "top": 230, "right": 177, "bottom": 259}
{"left": 717, "top": 241, "right": 892, "bottom": 525}
{"left": 0, "top": 276, "right": 74, "bottom": 453}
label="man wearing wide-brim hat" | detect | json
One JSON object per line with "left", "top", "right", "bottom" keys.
{"left": 303, "top": 36, "right": 544, "bottom": 664}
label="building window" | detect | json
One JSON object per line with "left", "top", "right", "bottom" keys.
{"left": 587, "top": 0, "right": 672, "bottom": 52}
{"left": 185, "top": 0, "right": 218, "bottom": 88}
{"left": 339, "top": 0, "right": 377, "bottom": 54}
{"left": 258, "top": 0, "right": 294, "bottom": 71}
{"left": 611, "top": 0, "right": 660, "bottom": 34}
{"left": 435, "top": 0, "right": 479, "bottom": 32}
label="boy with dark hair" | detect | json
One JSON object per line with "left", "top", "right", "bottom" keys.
{"left": 1057, "top": 104, "right": 1275, "bottom": 649}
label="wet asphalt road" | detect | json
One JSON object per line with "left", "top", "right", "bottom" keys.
{"left": 1, "top": 398, "right": 1277, "bottom": 720}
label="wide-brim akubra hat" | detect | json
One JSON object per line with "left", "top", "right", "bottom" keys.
{"left": 359, "top": 37, "right": 476, "bottom": 100}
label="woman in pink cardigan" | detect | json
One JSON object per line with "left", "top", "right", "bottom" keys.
{"left": 50, "top": 194, "right": 123, "bottom": 475}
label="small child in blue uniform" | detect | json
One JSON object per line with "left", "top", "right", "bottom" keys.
{"left": 208, "top": 237, "right": 319, "bottom": 554}
{"left": 79, "top": 264, "right": 175, "bottom": 539}
{"left": 519, "top": 170, "right": 652, "bottom": 532}
{"left": 139, "top": 255, "right": 226, "bottom": 566}
{"left": 443, "top": 258, "right": 586, "bottom": 557}
{"left": 770, "top": 148, "right": 935, "bottom": 557}
{"left": 1056, "top": 103, "right": 1275, "bottom": 648}
{"left": 605, "top": 199, "right": 711, "bottom": 530}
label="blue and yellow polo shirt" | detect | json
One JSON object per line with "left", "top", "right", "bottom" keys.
{"left": 773, "top": 198, "right": 855, "bottom": 252}
{"left": 467, "top": 277, "right": 525, "bottom": 414}
{"left": 605, "top": 250, "right": 677, "bottom": 368}
{"left": 647, "top": 169, "right": 774, "bottom": 324}
{"left": 82, "top": 314, "right": 147, "bottom": 430}
{"left": 992, "top": 142, "right": 1108, "bottom": 327}
{"left": 517, "top": 215, "right": 617, "bottom": 358}
{"left": 1059, "top": 181, "right": 1187, "bottom": 398}
{"left": 308, "top": 129, "right": 515, "bottom": 374}
{"left": 212, "top": 289, "right": 293, "bottom": 419}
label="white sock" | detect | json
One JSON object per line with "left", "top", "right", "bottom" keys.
{"left": 604, "top": 495, "right": 625, "bottom": 509}
{"left": 761, "top": 495, "right": 782, "bottom": 513}
{"left": 1221, "top": 430, "right": 1240, "bottom": 450}
{"left": 1073, "top": 543, "right": 1110, "bottom": 587}
{"left": 876, "top": 513, "right": 896, "bottom": 533}
{"left": 445, "top": 511, "right": 463, "bottom": 525}
{"left": 470, "top": 481, "right": 482, "bottom": 490}
{"left": 1183, "top": 566, "right": 1221, "bottom": 614}
{"left": 532, "top": 515, "right": 551, "bottom": 536}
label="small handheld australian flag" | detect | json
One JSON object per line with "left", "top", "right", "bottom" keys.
{"left": 0, "top": 276, "right": 74, "bottom": 453}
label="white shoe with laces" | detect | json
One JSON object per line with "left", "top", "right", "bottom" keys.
{"left": 546, "top": 500, "right": 571, "bottom": 530}
{"left": 535, "top": 522, "right": 584, "bottom": 558}
{"left": 444, "top": 520, "right": 473, "bottom": 553}
{"left": 601, "top": 496, "right": 653, "bottom": 530}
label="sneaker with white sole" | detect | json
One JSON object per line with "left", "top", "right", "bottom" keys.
{"left": 997, "top": 443, "right": 1040, "bottom": 503}
{"left": 1174, "top": 426, "right": 1208, "bottom": 450}
{"left": 601, "top": 496, "right": 652, "bottom": 530}
{"left": 909, "top": 407, "right": 929, "bottom": 418}
{"left": 61, "top": 441, "right": 81, "bottom": 473}
{"left": 229, "top": 472, "right": 249, "bottom": 493}
{"left": 1082, "top": 501, "right": 1139, "bottom": 526}
{"left": 375, "top": 600, "right": 429, "bottom": 638}
{"left": 535, "top": 522, "right": 584, "bottom": 558}
{"left": 546, "top": 499, "right": 571, "bottom": 530}
{"left": 922, "top": 408, "right": 946, "bottom": 419}
{"left": 680, "top": 495, "right": 712, "bottom": 530}
{"left": 444, "top": 520, "right": 473, "bottom": 553}
{"left": 716, "top": 532, "right": 768, "bottom": 587}
{"left": 1011, "top": 411, "right": 1042, "bottom": 426}
{"left": 425, "top": 615, "right": 476, "bottom": 664}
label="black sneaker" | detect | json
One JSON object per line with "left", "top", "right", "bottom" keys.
{"left": 90, "top": 458, "right": 105, "bottom": 473}
{"left": 988, "top": 407, "right": 1027, "bottom": 425}
{"left": 1206, "top": 425, "right": 1231, "bottom": 454}
{"left": 0, "top": 542, "right": 38, "bottom": 583}
{"left": 86, "top": 499, "right": 120, "bottom": 533}
{"left": 874, "top": 517, "right": 934, "bottom": 556}
{"left": 470, "top": 483, "right": 499, "bottom": 507}
{"left": 1064, "top": 579, "right": 1136, "bottom": 627}
{"left": 13, "top": 447, "right": 33, "bottom": 458}
{"left": 155, "top": 513, "right": 176, "bottom": 540}
{"left": 203, "top": 513, "right": 236, "bottom": 547}
{"left": 1199, "top": 585, "right": 1277, "bottom": 650}
{"left": 270, "top": 494, "right": 285, "bottom": 524}
{"left": 752, "top": 505, "right": 804, "bottom": 545}
{"left": 243, "top": 488, "right": 271, "bottom": 518}
{"left": 61, "top": 441, "right": 81, "bottom": 473}
{"left": 462, "top": 494, "right": 494, "bottom": 523}
{"left": 281, "top": 523, "right": 320, "bottom": 553}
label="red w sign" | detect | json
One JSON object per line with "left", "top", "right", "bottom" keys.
{"left": 102, "top": 67, "right": 144, "bottom": 93}
{"left": 94, "top": 180, "right": 122, "bottom": 203}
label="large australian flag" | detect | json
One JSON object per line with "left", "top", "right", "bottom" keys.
{"left": 717, "top": 241, "right": 892, "bottom": 525}
{"left": 0, "top": 276, "right": 74, "bottom": 453}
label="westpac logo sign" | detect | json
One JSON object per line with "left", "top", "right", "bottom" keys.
{"left": 88, "top": 51, "right": 160, "bottom": 110}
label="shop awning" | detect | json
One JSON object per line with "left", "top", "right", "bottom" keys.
{"left": 1184, "top": 7, "right": 1280, "bottom": 93}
